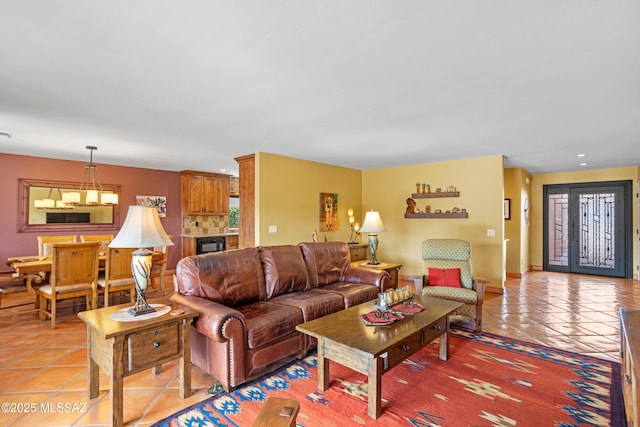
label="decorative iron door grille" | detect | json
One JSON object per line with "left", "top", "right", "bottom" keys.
{"left": 543, "top": 181, "right": 632, "bottom": 278}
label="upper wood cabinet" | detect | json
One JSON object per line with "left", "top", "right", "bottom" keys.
{"left": 181, "top": 171, "right": 230, "bottom": 215}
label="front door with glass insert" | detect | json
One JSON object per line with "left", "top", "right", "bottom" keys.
{"left": 543, "top": 181, "right": 632, "bottom": 278}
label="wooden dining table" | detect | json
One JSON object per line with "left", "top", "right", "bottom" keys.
{"left": 7, "top": 252, "right": 163, "bottom": 276}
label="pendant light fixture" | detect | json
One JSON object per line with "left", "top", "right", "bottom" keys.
{"left": 34, "top": 187, "right": 73, "bottom": 209}
{"left": 62, "top": 146, "right": 119, "bottom": 206}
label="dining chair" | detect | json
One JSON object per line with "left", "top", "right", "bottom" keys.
{"left": 36, "top": 235, "right": 78, "bottom": 284}
{"left": 37, "top": 235, "right": 77, "bottom": 258}
{"left": 79, "top": 234, "right": 114, "bottom": 255}
{"left": 99, "top": 246, "right": 136, "bottom": 307}
{"left": 38, "top": 241, "right": 100, "bottom": 328}
{"left": 0, "top": 270, "right": 42, "bottom": 310}
{"left": 149, "top": 235, "right": 172, "bottom": 295}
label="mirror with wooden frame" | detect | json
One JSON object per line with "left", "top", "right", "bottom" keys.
{"left": 18, "top": 178, "right": 121, "bottom": 232}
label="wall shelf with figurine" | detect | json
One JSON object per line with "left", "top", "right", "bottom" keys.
{"left": 404, "top": 212, "right": 468, "bottom": 219}
{"left": 411, "top": 191, "right": 460, "bottom": 199}
{"left": 405, "top": 185, "right": 467, "bottom": 219}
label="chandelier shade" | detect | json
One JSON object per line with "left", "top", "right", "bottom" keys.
{"left": 62, "top": 146, "right": 118, "bottom": 207}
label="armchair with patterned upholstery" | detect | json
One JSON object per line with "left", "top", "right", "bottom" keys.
{"left": 420, "top": 239, "right": 488, "bottom": 331}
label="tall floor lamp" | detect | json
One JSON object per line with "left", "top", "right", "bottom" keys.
{"left": 109, "top": 206, "right": 174, "bottom": 316}
{"left": 359, "top": 210, "right": 386, "bottom": 265}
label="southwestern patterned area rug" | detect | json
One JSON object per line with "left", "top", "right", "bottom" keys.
{"left": 153, "top": 329, "right": 625, "bottom": 427}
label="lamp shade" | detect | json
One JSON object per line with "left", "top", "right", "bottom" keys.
{"left": 101, "top": 192, "right": 119, "bottom": 205}
{"left": 359, "top": 210, "right": 386, "bottom": 233}
{"left": 110, "top": 206, "right": 174, "bottom": 249}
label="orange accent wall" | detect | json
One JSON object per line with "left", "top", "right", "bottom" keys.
{"left": 0, "top": 153, "right": 182, "bottom": 269}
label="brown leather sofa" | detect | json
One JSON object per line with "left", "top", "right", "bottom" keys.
{"left": 171, "top": 241, "right": 391, "bottom": 391}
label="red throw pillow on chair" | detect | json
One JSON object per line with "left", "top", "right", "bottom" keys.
{"left": 428, "top": 268, "right": 462, "bottom": 287}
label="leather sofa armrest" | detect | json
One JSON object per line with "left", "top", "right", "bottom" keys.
{"left": 170, "top": 293, "right": 246, "bottom": 343}
{"left": 342, "top": 267, "right": 392, "bottom": 291}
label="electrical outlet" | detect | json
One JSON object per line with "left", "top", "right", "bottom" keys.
{"left": 268, "top": 225, "right": 278, "bottom": 233}
{"left": 486, "top": 229, "right": 495, "bottom": 237}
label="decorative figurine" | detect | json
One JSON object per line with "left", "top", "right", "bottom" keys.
{"left": 426, "top": 184, "right": 431, "bottom": 193}
{"left": 425, "top": 205, "right": 431, "bottom": 213}
{"left": 416, "top": 182, "right": 420, "bottom": 193}
{"left": 421, "top": 183, "right": 426, "bottom": 193}
{"left": 405, "top": 198, "right": 416, "bottom": 214}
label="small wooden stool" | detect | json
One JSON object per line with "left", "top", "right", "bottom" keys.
{"left": 252, "top": 397, "right": 300, "bottom": 427}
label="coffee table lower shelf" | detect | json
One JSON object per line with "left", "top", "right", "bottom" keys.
{"left": 296, "top": 295, "right": 462, "bottom": 419}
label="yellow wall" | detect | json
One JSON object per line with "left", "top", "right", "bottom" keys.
{"left": 530, "top": 166, "right": 639, "bottom": 271}
{"left": 362, "top": 155, "right": 505, "bottom": 288}
{"left": 256, "top": 152, "right": 507, "bottom": 288}
{"left": 504, "top": 168, "right": 532, "bottom": 275}
{"left": 256, "top": 152, "right": 363, "bottom": 246}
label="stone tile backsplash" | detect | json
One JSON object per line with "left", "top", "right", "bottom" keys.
{"left": 183, "top": 215, "right": 229, "bottom": 235}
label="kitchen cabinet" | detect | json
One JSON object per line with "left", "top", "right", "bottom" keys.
{"left": 226, "top": 234, "right": 239, "bottom": 250}
{"left": 181, "top": 171, "right": 230, "bottom": 215}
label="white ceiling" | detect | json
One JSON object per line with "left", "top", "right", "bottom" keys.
{"left": 1, "top": 1, "right": 639, "bottom": 176}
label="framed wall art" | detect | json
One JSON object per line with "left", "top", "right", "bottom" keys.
{"left": 319, "top": 193, "right": 338, "bottom": 231}
{"left": 504, "top": 198, "right": 511, "bottom": 220}
{"left": 136, "top": 195, "right": 167, "bottom": 217}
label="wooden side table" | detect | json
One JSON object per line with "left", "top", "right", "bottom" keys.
{"left": 78, "top": 298, "right": 198, "bottom": 427}
{"left": 350, "top": 261, "right": 402, "bottom": 289}
{"left": 347, "top": 243, "right": 369, "bottom": 262}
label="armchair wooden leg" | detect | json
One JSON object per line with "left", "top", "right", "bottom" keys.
{"left": 475, "top": 305, "right": 483, "bottom": 332}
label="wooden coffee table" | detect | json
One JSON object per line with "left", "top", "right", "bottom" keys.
{"left": 296, "top": 294, "right": 462, "bottom": 419}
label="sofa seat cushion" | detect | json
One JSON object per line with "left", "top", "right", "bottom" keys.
{"left": 237, "top": 301, "right": 303, "bottom": 350}
{"left": 271, "top": 289, "right": 344, "bottom": 322}
{"left": 316, "top": 282, "right": 378, "bottom": 308}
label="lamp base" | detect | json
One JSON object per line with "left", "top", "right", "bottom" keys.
{"left": 128, "top": 248, "right": 156, "bottom": 317}
{"left": 128, "top": 305, "right": 156, "bottom": 317}
{"left": 366, "top": 233, "right": 380, "bottom": 265}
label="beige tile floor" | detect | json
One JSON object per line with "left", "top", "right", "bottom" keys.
{"left": 0, "top": 270, "right": 637, "bottom": 426}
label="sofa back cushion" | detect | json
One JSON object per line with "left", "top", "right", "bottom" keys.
{"left": 260, "top": 245, "right": 310, "bottom": 298}
{"left": 174, "top": 247, "right": 266, "bottom": 306}
{"left": 299, "top": 242, "right": 350, "bottom": 288}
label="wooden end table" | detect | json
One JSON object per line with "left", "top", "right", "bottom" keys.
{"left": 78, "top": 298, "right": 198, "bottom": 427}
{"left": 351, "top": 261, "right": 402, "bottom": 288}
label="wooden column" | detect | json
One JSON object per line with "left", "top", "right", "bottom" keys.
{"left": 234, "top": 154, "right": 255, "bottom": 248}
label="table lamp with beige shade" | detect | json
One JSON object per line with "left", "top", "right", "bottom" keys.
{"left": 109, "top": 205, "right": 173, "bottom": 316}
{"left": 359, "top": 210, "right": 386, "bottom": 265}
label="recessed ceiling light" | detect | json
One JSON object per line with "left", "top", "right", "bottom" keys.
{"left": 220, "top": 169, "right": 226, "bottom": 172}
{"left": 577, "top": 154, "right": 586, "bottom": 158}
{"left": 579, "top": 162, "right": 588, "bottom": 166}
